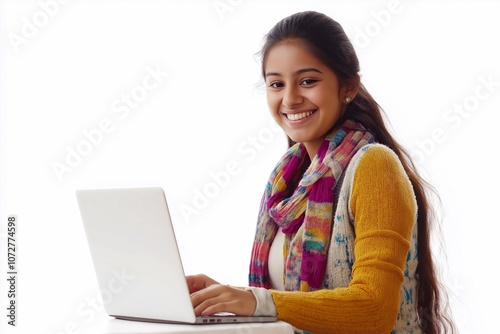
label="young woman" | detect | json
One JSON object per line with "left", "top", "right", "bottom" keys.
{"left": 188, "top": 11, "right": 455, "bottom": 334}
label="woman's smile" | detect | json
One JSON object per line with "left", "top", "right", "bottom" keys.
{"left": 282, "top": 109, "right": 318, "bottom": 122}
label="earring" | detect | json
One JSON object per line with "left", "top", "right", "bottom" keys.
{"left": 345, "top": 96, "right": 351, "bottom": 104}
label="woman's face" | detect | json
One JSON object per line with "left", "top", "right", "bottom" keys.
{"left": 264, "top": 40, "right": 349, "bottom": 157}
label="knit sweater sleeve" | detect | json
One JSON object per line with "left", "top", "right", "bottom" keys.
{"left": 269, "top": 145, "right": 417, "bottom": 334}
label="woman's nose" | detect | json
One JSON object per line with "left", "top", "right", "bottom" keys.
{"left": 282, "top": 86, "right": 303, "bottom": 108}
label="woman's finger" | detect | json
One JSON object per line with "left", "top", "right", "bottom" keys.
{"left": 186, "top": 274, "right": 219, "bottom": 293}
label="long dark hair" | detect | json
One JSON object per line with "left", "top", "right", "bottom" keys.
{"left": 259, "top": 11, "right": 455, "bottom": 334}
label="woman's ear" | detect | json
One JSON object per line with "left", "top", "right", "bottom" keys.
{"left": 342, "top": 74, "right": 360, "bottom": 102}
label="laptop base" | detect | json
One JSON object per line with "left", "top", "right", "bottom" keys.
{"left": 113, "top": 314, "right": 278, "bottom": 325}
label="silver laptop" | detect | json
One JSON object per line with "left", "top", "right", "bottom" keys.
{"left": 76, "top": 187, "right": 277, "bottom": 325}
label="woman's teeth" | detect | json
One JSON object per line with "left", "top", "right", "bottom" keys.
{"left": 286, "top": 110, "right": 314, "bottom": 121}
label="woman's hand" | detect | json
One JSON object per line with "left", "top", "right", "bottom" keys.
{"left": 187, "top": 274, "right": 257, "bottom": 317}
{"left": 190, "top": 284, "right": 257, "bottom": 316}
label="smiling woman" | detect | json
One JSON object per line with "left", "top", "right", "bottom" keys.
{"left": 1, "top": 1, "right": 498, "bottom": 333}
{"left": 187, "top": 10, "right": 457, "bottom": 334}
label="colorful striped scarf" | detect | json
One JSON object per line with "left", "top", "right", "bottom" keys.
{"left": 249, "top": 120, "right": 376, "bottom": 291}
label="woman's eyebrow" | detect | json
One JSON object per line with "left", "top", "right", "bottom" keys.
{"left": 265, "top": 67, "right": 323, "bottom": 78}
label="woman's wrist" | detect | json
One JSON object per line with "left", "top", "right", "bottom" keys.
{"left": 245, "top": 287, "right": 278, "bottom": 317}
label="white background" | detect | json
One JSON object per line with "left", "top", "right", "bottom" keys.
{"left": 1, "top": 0, "right": 499, "bottom": 333}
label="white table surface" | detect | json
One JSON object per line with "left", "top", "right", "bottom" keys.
{"left": 102, "top": 318, "right": 295, "bottom": 334}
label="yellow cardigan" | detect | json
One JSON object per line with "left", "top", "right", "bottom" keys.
{"left": 270, "top": 144, "right": 418, "bottom": 333}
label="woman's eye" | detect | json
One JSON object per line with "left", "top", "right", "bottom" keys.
{"left": 269, "top": 82, "right": 284, "bottom": 88}
{"left": 301, "top": 79, "right": 318, "bottom": 85}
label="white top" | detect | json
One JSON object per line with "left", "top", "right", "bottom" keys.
{"left": 268, "top": 227, "right": 285, "bottom": 291}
